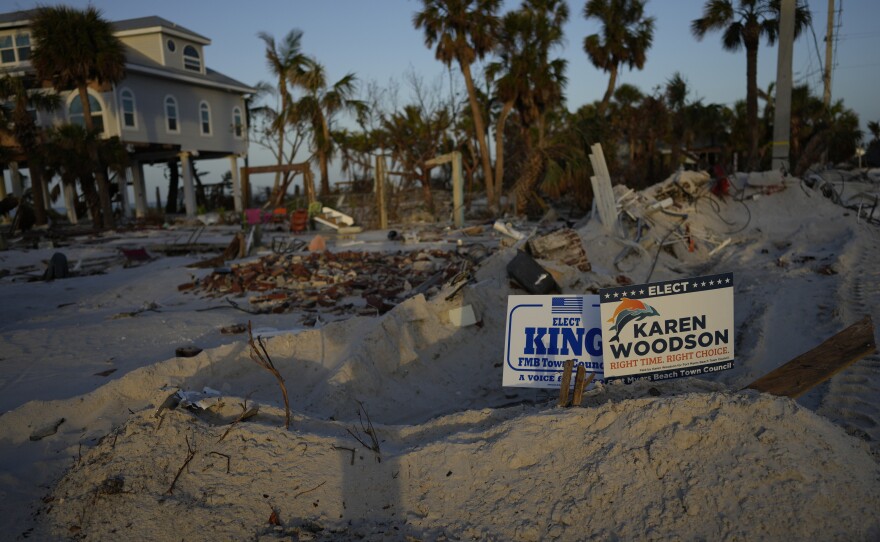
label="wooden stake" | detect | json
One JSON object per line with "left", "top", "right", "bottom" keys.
{"left": 572, "top": 368, "right": 596, "bottom": 407}
{"left": 557, "top": 359, "right": 574, "bottom": 407}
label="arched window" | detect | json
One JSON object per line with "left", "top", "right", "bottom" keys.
{"left": 120, "top": 88, "right": 136, "bottom": 129}
{"left": 183, "top": 45, "right": 201, "bottom": 72}
{"left": 232, "top": 106, "right": 243, "bottom": 138}
{"left": 68, "top": 93, "right": 105, "bottom": 133}
{"left": 165, "top": 95, "right": 179, "bottom": 133}
{"left": 199, "top": 101, "right": 211, "bottom": 135}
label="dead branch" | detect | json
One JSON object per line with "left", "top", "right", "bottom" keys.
{"left": 332, "top": 445, "right": 356, "bottom": 465}
{"left": 346, "top": 400, "right": 380, "bottom": 461}
{"left": 247, "top": 321, "right": 291, "bottom": 429}
{"left": 167, "top": 434, "right": 197, "bottom": 494}
{"left": 218, "top": 399, "right": 259, "bottom": 442}
{"left": 292, "top": 480, "right": 326, "bottom": 499}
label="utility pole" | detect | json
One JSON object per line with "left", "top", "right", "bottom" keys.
{"left": 823, "top": 0, "right": 835, "bottom": 109}
{"left": 772, "top": 0, "right": 796, "bottom": 172}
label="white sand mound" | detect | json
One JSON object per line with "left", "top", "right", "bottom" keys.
{"left": 38, "top": 391, "right": 880, "bottom": 541}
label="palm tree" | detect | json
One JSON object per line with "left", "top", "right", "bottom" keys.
{"left": 488, "top": 0, "right": 568, "bottom": 203}
{"left": 297, "top": 62, "right": 365, "bottom": 199}
{"left": 692, "top": 0, "right": 811, "bottom": 171}
{"left": 414, "top": 0, "right": 501, "bottom": 212}
{"left": 583, "top": 0, "right": 655, "bottom": 117}
{"left": 30, "top": 5, "right": 126, "bottom": 229}
{"left": 257, "top": 30, "right": 310, "bottom": 199}
{"left": 489, "top": 0, "right": 569, "bottom": 213}
{"left": 0, "top": 74, "right": 60, "bottom": 226}
{"left": 44, "top": 124, "right": 101, "bottom": 222}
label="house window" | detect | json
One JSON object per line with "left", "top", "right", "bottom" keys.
{"left": 68, "top": 94, "right": 105, "bottom": 133}
{"left": 166, "top": 39, "right": 176, "bottom": 52}
{"left": 199, "top": 101, "right": 212, "bottom": 135}
{"left": 165, "top": 96, "right": 179, "bottom": 133}
{"left": 120, "top": 88, "right": 136, "bottom": 128}
{"left": 232, "top": 107, "right": 243, "bottom": 138}
{"left": 0, "top": 32, "right": 30, "bottom": 64}
{"left": 183, "top": 45, "right": 201, "bottom": 72}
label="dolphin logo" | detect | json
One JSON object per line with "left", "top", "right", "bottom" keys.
{"left": 607, "top": 298, "right": 659, "bottom": 342}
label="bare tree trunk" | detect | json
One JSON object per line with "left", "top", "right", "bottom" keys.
{"left": 420, "top": 169, "right": 435, "bottom": 215}
{"left": 78, "top": 85, "right": 114, "bottom": 229}
{"left": 494, "top": 100, "right": 514, "bottom": 195}
{"left": 746, "top": 40, "right": 760, "bottom": 171}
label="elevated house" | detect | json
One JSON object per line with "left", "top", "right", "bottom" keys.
{"left": 0, "top": 9, "right": 256, "bottom": 219}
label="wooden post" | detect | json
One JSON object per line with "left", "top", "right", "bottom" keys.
{"left": 229, "top": 155, "right": 242, "bottom": 213}
{"left": 375, "top": 154, "right": 388, "bottom": 229}
{"left": 240, "top": 167, "right": 251, "bottom": 209}
{"left": 557, "top": 359, "right": 574, "bottom": 407}
{"left": 155, "top": 186, "right": 162, "bottom": 211}
{"left": 452, "top": 151, "right": 463, "bottom": 228}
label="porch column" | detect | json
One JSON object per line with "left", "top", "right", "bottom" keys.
{"left": 64, "top": 183, "right": 78, "bottom": 224}
{"left": 228, "top": 155, "right": 242, "bottom": 213}
{"left": 180, "top": 152, "right": 196, "bottom": 218}
{"left": 41, "top": 176, "right": 51, "bottom": 212}
{"left": 452, "top": 151, "right": 464, "bottom": 228}
{"left": 9, "top": 162, "right": 23, "bottom": 198}
{"left": 130, "top": 161, "right": 148, "bottom": 218}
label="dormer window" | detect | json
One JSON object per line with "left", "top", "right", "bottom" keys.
{"left": 183, "top": 45, "right": 201, "bottom": 72}
{"left": 0, "top": 32, "right": 31, "bottom": 64}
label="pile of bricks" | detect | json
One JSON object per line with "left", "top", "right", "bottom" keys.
{"left": 181, "top": 249, "right": 469, "bottom": 316}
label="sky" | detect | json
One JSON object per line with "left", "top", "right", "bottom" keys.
{"left": 4, "top": 0, "right": 880, "bottom": 202}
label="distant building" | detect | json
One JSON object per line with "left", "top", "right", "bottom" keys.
{"left": 0, "top": 9, "right": 256, "bottom": 218}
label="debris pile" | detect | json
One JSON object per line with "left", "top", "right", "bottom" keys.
{"left": 184, "top": 249, "right": 473, "bottom": 316}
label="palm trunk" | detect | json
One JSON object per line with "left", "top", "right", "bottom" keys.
{"left": 512, "top": 150, "right": 544, "bottom": 215}
{"left": 494, "top": 100, "right": 514, "bottom": 193}
{"left": 745, "top": 39, "right": 760, "bottom": 171}
{"left": 459, "top": 60, "right": 496, "bottom": 212}
{"left": 319, "top": 115, "right": 332, "bottom": 197}
{"left": 79, "top": 85, "right": 114, "bottom": 229}
{"left": 29, "top": 159, "right": 48, "bottom": 226}
{"left": 598, "top": 64, "right": 618, "bottom": 116}
{"left": 165, "top": 159, "right": 179, "bottom": 214}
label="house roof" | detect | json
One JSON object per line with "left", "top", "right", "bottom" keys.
{"left": 0, "top": 9, "right": 37, "bottom": 28}
{"left": 112, "top": 16, "right": 211, "bottom": 45}
{"left": 0, "top": 9, "right": 254, "bottom": 95}
{"left": 123, "top": 46, "right": 256, "bottom": 95}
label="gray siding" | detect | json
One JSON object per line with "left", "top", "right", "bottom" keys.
{"left": 115, "top": 72, "right": 247, "bottom": 155}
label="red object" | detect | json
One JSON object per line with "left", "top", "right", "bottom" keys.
{"left": 710, "top": 164, "right": 731, "bottom": 198}
{"left": 290, "top": 209, "right": 308, "bottom": 233}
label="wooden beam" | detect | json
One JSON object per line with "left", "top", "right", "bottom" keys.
{"left": 243, "top": 164, "right": 310, "bottom": 175}
{"left": 572, "top": 369, "right": 595, "bottom": 407}
{"left": 746, "top": 316, "right": 876, "bottom": 398}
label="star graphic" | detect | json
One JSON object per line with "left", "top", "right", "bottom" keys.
{"left": 701, "top": 281, "right": 706, "bottom": 287}
{"left": 708, "top": 280, "right": 714, "bottom": 286}
{"left": 604, "top": 293, "right": 610, "bottom": 299}
{"left": 693, "top": 282, "right": 699, "bottom": 288}
{"left": 639, "top": 289, "right": 645, "bottom": 295}
{"left": 630, "top": 290, "right": 636, "bottom": 296}
{"left": 613, "top": 292, "right": 619, "bottom": 298}
{"left": 725, "top": 278, "right": 731, "bottom": 284}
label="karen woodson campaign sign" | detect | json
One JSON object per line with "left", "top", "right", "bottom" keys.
{"left": 503, "top": 295, "right": 603, "bottom": 388}
{"left": 599, "top": 273, "right": 735, "bottom": 383}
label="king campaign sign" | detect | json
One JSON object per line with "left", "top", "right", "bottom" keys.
{"left": 502, "top": 295, "right": 604, "bottom": 388}
{"left": 599, "top": 273, "right": 735, "bottom": 383}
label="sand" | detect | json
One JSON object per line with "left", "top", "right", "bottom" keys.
{"left": 1, "top": 170, "right": 879, "bottom": 540}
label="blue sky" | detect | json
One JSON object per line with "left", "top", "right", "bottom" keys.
{"left": 6, "top": 0, "right": 880, "bottom": 199}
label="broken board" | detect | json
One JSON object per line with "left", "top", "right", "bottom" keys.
{"left": 746, "top": 316, "right": 876, "bottom": 398}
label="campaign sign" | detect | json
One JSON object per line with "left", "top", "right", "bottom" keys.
{"left": 503, "top": 295, "right": 603, "bottom": 388}
{"left": 599, "top": 273, "right": 734, "bottom": 383}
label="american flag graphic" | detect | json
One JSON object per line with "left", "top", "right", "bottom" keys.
{"left": 551, "top": 296, "right": 583, "bottom": 314}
